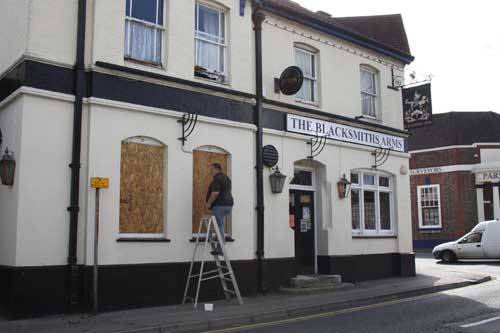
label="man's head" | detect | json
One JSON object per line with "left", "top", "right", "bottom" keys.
{"left": 211, "top": 163, "right": 222, "bottom": 176}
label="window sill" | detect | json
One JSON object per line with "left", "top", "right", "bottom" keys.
{"left": 117, "top": 237, "right": 171, "bottom": 242}
{"left": 125, "top": 57, "right": 164, "bottom": 70}
{"left": 193, "top": 75, "right": 230, "bottom": 87}
{"left": 190, "top": 236, "right": 235, "bottom": 242}
{"left": 295, "top": 99, "right": 320, "bottom": 108}
{"left": 352, "top": 235, "right": 397, "bottom": 239}
{"left": 419, "top": 228, "right": 442, "bottom": 234}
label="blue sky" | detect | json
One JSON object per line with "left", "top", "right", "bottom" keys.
{"left": 294, "top": 0, "right": 500, "bottom": 114}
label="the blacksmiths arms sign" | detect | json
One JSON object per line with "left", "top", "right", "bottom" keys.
{"left": 286, "top": 114, "right": 405, "bottom": 152}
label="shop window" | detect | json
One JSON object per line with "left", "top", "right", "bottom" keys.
{"left": 360, "top": 66, "right": 378, "bottom": 118}
{"left": 351, "top": 171, "right": 394, "bottom": 235}
{"left": 194, "top": 3, "right": 227, "bottom": 82}
{"left": 417, "top": 185, "right": 441, "bottom": 229}
{"left": 119, "top": 137, "right": 167, "bottom": 237}
{"left": 125, "top": 0, "right": 164, "bottom": 65}
{"left": 295, "top": 46, "right": 318, "bottom": 104}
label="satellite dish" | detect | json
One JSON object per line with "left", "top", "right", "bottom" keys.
{"left": 277, "top": 66, "right": 304, "bottom": 95}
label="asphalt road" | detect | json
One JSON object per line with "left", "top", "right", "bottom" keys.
{"left": 207, "top": 254, "right": 500, "bottom": 333}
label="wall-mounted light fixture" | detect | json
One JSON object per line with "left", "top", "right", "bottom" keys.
{"left": 0, "top": 148, "right": 16, "bottom": 186}
{"left": 337, "top": 174, "right": 351, "bottom": 199}
{"left": 269, "top": 167, "right": 287, "bottom": 194}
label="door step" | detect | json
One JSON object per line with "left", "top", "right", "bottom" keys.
{"left": 290, "top": 274, "right": 342, "bottom": 288}
{"left": 279, "top": 282, "right": 355, "bottom": 295}
{"left": 279, "top": 274, "right": 353, "bottom": 295}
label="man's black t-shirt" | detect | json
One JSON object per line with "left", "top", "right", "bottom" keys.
{"left": 206, "top": 173, "right": 234, "bottom": 208}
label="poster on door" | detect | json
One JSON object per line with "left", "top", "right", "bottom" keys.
{"left": 302, "top": 207, "right": 311, "bottom": 231}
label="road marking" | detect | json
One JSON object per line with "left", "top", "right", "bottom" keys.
{"left": 203, "top": 293, "right": 438, "bottom": 333}
{"left": 460, "top": 315, "right": 500, "bottom": 328}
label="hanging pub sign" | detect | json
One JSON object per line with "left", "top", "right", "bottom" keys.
{"left": 402, "top": 83, "right": 432, "bottom": 128}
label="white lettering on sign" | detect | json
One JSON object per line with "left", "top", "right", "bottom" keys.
{"left": 410, "top": 167, "right": 443, "bottom": 176}
{"left": 286, "top": 114, "right": 405, "bottom": 152}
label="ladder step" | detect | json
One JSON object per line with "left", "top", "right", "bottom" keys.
{"left": 223, "top": 288, "right": 236, "bottom": 294}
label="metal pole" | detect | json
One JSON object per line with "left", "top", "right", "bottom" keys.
{"left": 93, "top": 188, "right": 100, "bottom": 314}
{"left": 252, "top": 1, "right": 266, "bottom": 293}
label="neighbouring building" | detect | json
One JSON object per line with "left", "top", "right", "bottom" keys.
{"left": 0, "top": 0, "right": 415, "bottom": 318}
{"left": 409, "top": 111, "right": 500, "bottom": 250}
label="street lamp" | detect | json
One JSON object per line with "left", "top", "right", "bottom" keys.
{"left": 0, "top": 147, "right": 15, "bottom": 186}
{"left": 269, "top": 167, "right": 287, "bottom": 194}
{"left": 337, "top": 174, "right": 351, "bottom": 199}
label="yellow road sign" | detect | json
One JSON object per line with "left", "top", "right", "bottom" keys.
{"left": 91, "top": 177, "right": 109, "bottom": 189}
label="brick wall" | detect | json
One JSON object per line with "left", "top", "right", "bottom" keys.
{"left": 410, "top": 148, "right": 479, "bottom": 169}
{"left": 410, "top": 171, "right": 477, "bottom": 248}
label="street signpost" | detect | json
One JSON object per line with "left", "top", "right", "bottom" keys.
{"left": 90, "top": 177, "right": 109, "bottom": 314}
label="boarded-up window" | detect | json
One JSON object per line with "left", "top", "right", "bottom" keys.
{"left": 120, "top": 139, "right": 166, "bottom": 235}
{"left": 192, "top": 149, "right": 229, "bottom": 234}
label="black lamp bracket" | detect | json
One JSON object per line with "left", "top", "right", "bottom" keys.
{"left": 372, "top": 146, "right": 390, "bottom": 169}
{"left": 307, "top": 133, "right": 327, "bottom": 160}
{"left": 178, "top": 113, "right": 198, "bottom": 147}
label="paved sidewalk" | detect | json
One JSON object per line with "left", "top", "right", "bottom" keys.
{"left": 0, "top": 268, "right": 491, "bottom": 333}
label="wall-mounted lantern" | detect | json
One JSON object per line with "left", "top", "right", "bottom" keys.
{"left": 269, "top": 167, "right": 287, "bottom": 194}
{"left": 337, "top": 174, "right": 351, "bottom": 199}
{"left": 0, "top": 148, "right": 16, "bottom": 186}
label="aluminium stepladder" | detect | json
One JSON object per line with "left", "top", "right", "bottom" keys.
{"left": 182, "top": 215, "right": 243, "bottom": 309}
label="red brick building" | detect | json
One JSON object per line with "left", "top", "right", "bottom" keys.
{"left": 409, "top": 112, "right": 500, "bottom": 250}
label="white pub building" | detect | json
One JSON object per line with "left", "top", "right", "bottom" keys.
{"left": 0, "top": 0, "right": 415, "bottom": 317}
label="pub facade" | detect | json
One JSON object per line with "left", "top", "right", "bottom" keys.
{"left": 0, "top": 0, "right": 415, "bottom": 318}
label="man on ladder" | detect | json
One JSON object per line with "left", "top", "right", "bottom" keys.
{"left": 205, "top": 163, "right": 233, "bottom": 256}
{"left": 183, "top": 163, "right": 242, "bottom": 308}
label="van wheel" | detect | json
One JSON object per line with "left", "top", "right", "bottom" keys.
{"left": 441, "top": 250, "right": 456, "bottom": 263}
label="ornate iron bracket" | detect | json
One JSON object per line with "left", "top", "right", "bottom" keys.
{"left": 307, "top": 133, "right": 326, "bottom": 160}
{"left": 178, "top": 113, "right": 198, "bottom": 147}
{"left": 372, "top": 147, "right": 390, "bottom": 169}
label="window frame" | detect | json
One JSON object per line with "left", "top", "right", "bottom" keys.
{"left": 294, "top": 46, "right": 318, "bottom": 105}
{"left": 194, "top": 2, "right": 228, "bottom": 83}
{"left": 124, "top": 0, "right": 166, "bottom": 66}
{"left": 417, "top": 184, "right": 442, "bottom": 229}
{"left": 360, "top": 66, "right": 378, "bottom": 119}
{"left": 351, "top": 171, "right": 394, "bottom": 236}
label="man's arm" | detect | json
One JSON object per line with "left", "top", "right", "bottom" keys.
{"left": 206, "top": 192, "right": 219, "bottom": 209}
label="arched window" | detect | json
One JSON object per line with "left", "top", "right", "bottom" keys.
{"left": 192, "top": 146, "right": 231, "bottom": 236}
{"left": 350, "top": 170, "right": 394, "bottom": 235}
{"left": 119, "top": 136, "right": 167, "bottom": 238}
{"left": 360, "top": 65, "right": 379, "bottom": 118}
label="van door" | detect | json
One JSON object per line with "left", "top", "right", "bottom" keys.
{"left": 456, "top": 231, "right": 485, "bottom": 259}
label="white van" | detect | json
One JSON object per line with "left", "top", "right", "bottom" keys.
{"left": 432, "top": 220, "right": 500, "bottom": 263}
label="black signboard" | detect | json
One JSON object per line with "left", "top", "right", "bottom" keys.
{"left": 402, "top": 83, "right": 432, "bottom": 128}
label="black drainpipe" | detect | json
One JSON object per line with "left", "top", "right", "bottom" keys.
{"left": 67, "top": 0, "right": 87, "bottom": 311}
{"left": 252, "top": 0, "right": 266, "bottom": 293}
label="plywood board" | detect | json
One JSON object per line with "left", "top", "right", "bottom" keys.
{"left": 192, "top": 150, "right": 229, "bottom": 234}
{"left": 120, "top": 142, "right": 165, "bottom": 234}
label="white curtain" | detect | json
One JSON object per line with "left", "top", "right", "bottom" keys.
{"left": 125, "top": 21, "right": 161, "bottom": 64}
{"left": 295, "top": 50, "right": 315, "bottom": 102}
{"left": 195, "top": 5, "right": 223, "bottom": 72}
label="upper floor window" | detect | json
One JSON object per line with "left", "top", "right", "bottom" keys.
{"left": 194, "top": 3, "right": 227, "bottom": 83}
{"left": 295, "top": 47, "right": 318, "bottom": 104}
{"left": 417, "top": 185, "right": 441, "bottom": 229}
{"left": 351, "top": 171, "right": 393, "bottom": 235}
{"left": 125, "top": 0, "right": 164, "bottom": 65}
{"left": 360, "top": 67, "right": 378, "bottom": 118}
